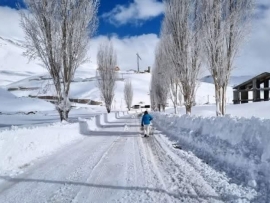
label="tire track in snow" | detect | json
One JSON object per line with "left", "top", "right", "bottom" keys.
{"left": 71, "top": 135, "right": 132, "bottom": 202}
{"left": 140, "top": 136, "right": 176, "bottom": 202}
{"left": 46, "top": 136, "right": 121, "bottom": 203}
{"left": 147, "top": 134, "right": 223, "bottom": 203}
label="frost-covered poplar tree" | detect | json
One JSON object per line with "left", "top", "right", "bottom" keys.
{"left": 150, "top": 77, "right": 158, "bottom": 112}
{"left": 162, "top": 0, "right": 202, "bottom": 114}
{"left": 151, "top": 43, "right": 169, "bottom": 112}
{"left": 160, "top": 34, "right": 182, "bottom": 114}
{"left": 202, "top": 0, "right": 254, "bottom": 116}
{"left": 124, "top": 79, "right": 133, "bottom": 111}
{"left": 97, "top": 41, "right": 117, "bottom": 113}
{"left": 20, "top": 0, "right": 99, "bottom": 121}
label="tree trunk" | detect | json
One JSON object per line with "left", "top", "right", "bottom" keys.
{"left": 174, "top": 104, "right": 178, "bottom": 114}
{"left": 185, "top": 105, "right": 191, "bottom": 115}
{"left": 64, "top": 110, "right": 70, "bottom": 120}
{"left": 57, "top": 109, "right": 64, "bottom": 121}
{"left": 57, "top": 108, "right": 70, "bottom": 122}
{"left": 221, "top": 85, "right": 227, "bottom": 115}
{"left": 215, "top": 84, "right": 221, "bottom": 116}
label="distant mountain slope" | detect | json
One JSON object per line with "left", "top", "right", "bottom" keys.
{"left": 0, "top": 35, "right": 233, "bottom": 108}
{"left": 5, "top": 71, "right": 233, "bottom": 108}
{"left": 0, "top": 87, "right": 54, "bottom": 113}
{"left": 0, "top": 36, "right": 46, "bottom": 86}
{"left": 200, "top": 75, "right": 254, "bottom": 87}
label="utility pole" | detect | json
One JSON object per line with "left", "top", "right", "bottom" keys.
{"left": 136, "top": 53, "right": 141, "bottom": 73}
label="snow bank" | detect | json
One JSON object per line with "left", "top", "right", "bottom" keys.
{"left": 0, "top": 123, "right": 84, "bottom": 176}
{"left": 79, "top": 112, "right": 126, "bottom": 134}
{"left": 78, "top": 116, "right": 98, "bottom": 134}
{"left": 153, "top": 113, "right": 270, "bottom": 198}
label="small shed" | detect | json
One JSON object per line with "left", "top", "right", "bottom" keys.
{"left": 233, "top": 72, "right": 270, "bottom": 104}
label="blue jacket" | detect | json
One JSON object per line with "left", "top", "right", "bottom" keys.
{"left": 141, "top": 114, "right": 153, "bottom": 125}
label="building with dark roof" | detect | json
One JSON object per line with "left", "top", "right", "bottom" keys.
{"left": 233, "top": 72, "right": 270, "bottom": 104}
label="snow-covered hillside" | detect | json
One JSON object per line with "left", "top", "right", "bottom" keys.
{"left": 0, "top": 35, "right": 234, "bottom": 112}
{"left": 201, "top": 75, "right": 254, "bottom": 87}
{"left": 4, "top": 71, "right": 233, "bottom": 109}
{"left": 0, "top": 36, "right": 46, "bottom": 86}
{"left": 0, "top": 87, "right": 54, "bottom": 114}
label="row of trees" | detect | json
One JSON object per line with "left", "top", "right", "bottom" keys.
{"left": 151, "top": 0, "right": 254, "bottom": 116}
{"left": 96, "top": 41, "right": 134, "bottom": 113}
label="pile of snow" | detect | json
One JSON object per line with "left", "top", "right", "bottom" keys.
{"left": 78, "top": 116, "right": 98, "bottom": 134}
{"left": 0, "top": 123, "right": 84, "bottom": 176}
{"left": 153, "top": 113, "right": 270, "bottom": 202}
{"left": 0, "top": 88, "right": 54, "bottom": 114}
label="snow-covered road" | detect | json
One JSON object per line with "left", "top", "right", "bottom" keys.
{"left": 0, "top": 115, "right": 255, "bottom": 202}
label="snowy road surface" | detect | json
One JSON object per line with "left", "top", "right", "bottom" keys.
{"left": 0, "top": 115, "right": 255, "bottom": 202}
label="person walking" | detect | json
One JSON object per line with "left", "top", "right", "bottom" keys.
{"left": 141, "top": 111, "right": 153, "bottom": 137}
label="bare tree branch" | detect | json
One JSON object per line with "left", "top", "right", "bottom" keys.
{"left": 20, "top": 0, "right": 99, "bottom": 121}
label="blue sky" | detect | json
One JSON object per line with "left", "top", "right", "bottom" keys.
{"left": 0, "top": 0, "right": 163, "bottom": 37}
{"left": 0, "top": 0, "right": 270, "bottom": 76}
